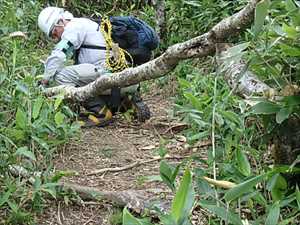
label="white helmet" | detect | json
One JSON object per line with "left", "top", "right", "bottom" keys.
{"left": 38, "top": 7, "right": 73, "bottom": 37}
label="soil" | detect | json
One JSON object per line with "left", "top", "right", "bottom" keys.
{"left": 38, "top": 82, "right": 208, "bottom": 225}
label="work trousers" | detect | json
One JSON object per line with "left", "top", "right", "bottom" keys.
{"left": 53, "top": 63, "right": 138, "bottom": 113}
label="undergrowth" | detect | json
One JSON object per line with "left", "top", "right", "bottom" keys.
{"left": 1, "top": 0, "right": 300, "bottom": 224}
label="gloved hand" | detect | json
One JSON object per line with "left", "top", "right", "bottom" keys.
{"left": 41, "top": 79, "right": 49, "bottom": 86}
{"left": 37, "top": 79, "right": 49, "bottom": 87}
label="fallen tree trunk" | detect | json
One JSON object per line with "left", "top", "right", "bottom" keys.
{"left": 9, "top": 165, "right": 168, "bottom": 214}
{"left": 45, "top": 0, "right": 261, "bottom": 102}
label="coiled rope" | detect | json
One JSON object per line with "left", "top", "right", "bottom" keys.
{"left": 100, "top": 17, "right": 133, "bottom": 72}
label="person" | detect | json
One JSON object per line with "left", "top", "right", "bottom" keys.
{"left": 38, "top": 7, "right": 150, "bottom": 126}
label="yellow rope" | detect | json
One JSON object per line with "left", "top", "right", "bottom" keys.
{"left": 100, "top": 17, "right": 133, "bottom": 72}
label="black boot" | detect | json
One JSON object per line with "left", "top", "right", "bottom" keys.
{"left": 121, "top": 92, "right": 151, "bottom": 122}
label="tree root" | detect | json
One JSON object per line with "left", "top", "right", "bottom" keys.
{"left": 8, "top": 165, "right": 168, "bottom": 214}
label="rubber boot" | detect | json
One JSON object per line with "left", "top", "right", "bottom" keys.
{"left": 121, "top": 92, "right": 151, "bottom": 122}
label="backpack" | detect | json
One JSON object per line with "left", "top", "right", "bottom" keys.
{"left": 110, "top": 16, "right": 159, "bottom": 51}
{"left": 77, "top": 16, "right": 159, "bottom": 66}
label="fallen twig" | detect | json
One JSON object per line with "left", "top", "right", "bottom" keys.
{"left": 57, "top": 202, "right": 64, "bottom": 225}
{"left": 83, "top": 213, "right": 98, "bottom": 225}
{"left": 162, "top": 123, "right": 189, "bottom": 134}
{"left": 87, "top": 155, "right": 189, "bottom": 176}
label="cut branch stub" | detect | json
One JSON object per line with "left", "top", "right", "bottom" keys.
{"left": 216, "top": 42, "right": 271, "bottom": 97}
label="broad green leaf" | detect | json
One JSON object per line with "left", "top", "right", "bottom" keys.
{"left": 272, "top": 25, "right": 285, "bottom": 36}
{"left": 252, "top": 192, "right": 268, "bottom": 207}
{"left": 15, "top": 146, "right": 36, "bottom": 161}
{"left": 220, "top": 110, "right": 242, "bottom": 126}
{"left": 55, "top": 111, "right": 65, "bottom": 126}
{"left": 253, "top": 0, "right": 271, "bottom": 35}
{"left": 222, "top": 43, "right": 249, "bottom": 64}
{"left": 122, "top": 207, "right": 153, "bottom": 225}
{"left": 265, "top": 202, "right": 280, "bottom": 225}
{"left": 278, "top": 216, "right": 298, "bottom": 225}
{"left": 187, "top": 130, "right": 209, "bottom": 142}
{"left": 225, "top": 174, "right": 267, "bottom": 202}
{"left": 251, "top": 102, "right": 281, "bottom": 115}
{"left": 296, "top": 185, "right": 300, "bottom": 209}
{"left": 197, "top": 178, "right": 214, "bottom": 196}
{"left": 286, "top": 0, "right": 297, "bottom": 11}
{"left": 183, "top": 1, "right": 201, "bottom": 7}
{"left": 32, "top": 135, "right": 49, "bottom": 150}
{"left": 290, "top": 8, "right": 300, "bottom": 27}
{"left": 33, "top": 176, "right": 42, "bottom": 191}
{"left": 184, "top": 93, "right": 203, "bottom": 111}
{"left": 282, "top": 95, "right": 300, "bottom": 106}
{"left": 171, "top": 164, "right": 181, "bottom": 184}
{"left": 236, "top": 149, "right": 251, "bottom": 176}
{"left": 54, "top": 95, "right": 64, "bottom": 110}
{"left": 276, "top": 108, "right": 292, "bottom": 124}
{"left": 280, "top": 43, "right": 300, "bottom": 56}
{"left": 7, "top": 201, "right": 18, "bottom": 213}
{"left": 32, "top": 97, "right": 44, "bottom": 119}
{"left": 51, "top": 171, "right": 77, "bottom": 183}
{"left": 160, "top": 161, "right": 176, "bottom": 191}
{"left": 41, "top": 183, "right": 57, "bottom": 199}
{"left": 16, "top": 107, "right": 27, "bottom": 129}
{"left": 6, "top": 128, "right": 25, "bottom": 141}
{"left": 159, "top": 214, "right": 177, "bottom": 225}
{"left": 0, "top": 73, "right": 6, "bottom": 84}
{"left": 16, "top": 82, "right": 29, "bottom": 96}
{"left": 282, "top": 23, "right": 298, "bottom": 39}
{"left": 291, "top": 12, "right": 300, "bottom": 27}
{"left": 214, "top": 112, "right": 224, "bottom": 126}
{"left": 42, "top": 188, "right": 56, "bottom": 199}
{"left": 178, "top": 78, "right": 191, "bottom": 89}
{"left": 0, "top": 190, "right": 11, "bottom": 207}
{"left": 267, "top": 174, "right": 287, "bottom": 201}
{"left": 171, "top": 169, "right": 195, "bottom": 224}
{"left": 279, "top": 194, "right": 296, "bottom": 208}
{"left": 266, "top": 174, "right": 281, "bottom": 191}
{"left": 200, "top": 202, "right": 243, "bottom": 225}
{"left": 226, "top": 42, "right": 250, "bottom": 56}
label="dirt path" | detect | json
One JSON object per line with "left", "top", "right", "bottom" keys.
{"left": 39, "top": 85, "right": 207, "bottom": 225}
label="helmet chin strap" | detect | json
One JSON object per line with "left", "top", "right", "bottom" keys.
{"left": 55, "top": 19, "right": 65, "bottom": 27}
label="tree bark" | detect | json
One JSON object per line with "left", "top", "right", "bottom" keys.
{"left": 152, "top": 0, "right": 167, "bottom": 42}
{"left": 45, "top": 0, "right": 261, "bottom": 102}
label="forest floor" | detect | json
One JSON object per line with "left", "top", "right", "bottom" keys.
{"left": 39, "top": 82, "right": 209, "bottom": 225}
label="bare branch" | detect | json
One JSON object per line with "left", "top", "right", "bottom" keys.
{"left": 87, "top": 155, "right": 189, "bottom": 176}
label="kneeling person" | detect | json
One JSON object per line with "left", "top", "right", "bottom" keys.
{"left": 38, "top": 7, "right": 150, "bottom": 126}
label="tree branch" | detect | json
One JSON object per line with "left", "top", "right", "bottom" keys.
{"left": 9, "top": 165, "right": 167, "bottom": 214}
